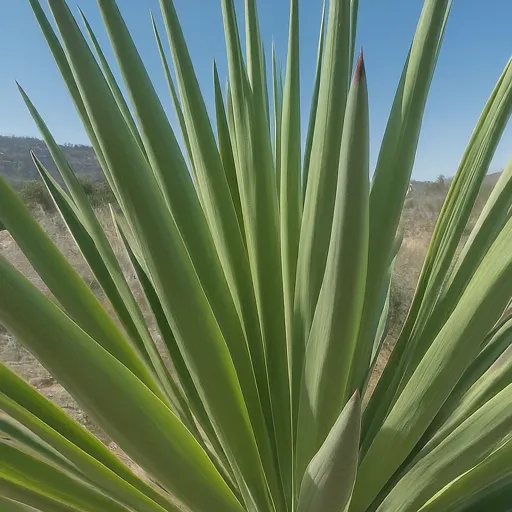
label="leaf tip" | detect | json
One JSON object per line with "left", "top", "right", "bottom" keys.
{"left": 354, "top": 48, "right": 365, "bottom": 83}
{"left": 29, "top": 151, "right": 39, "bottom": 166}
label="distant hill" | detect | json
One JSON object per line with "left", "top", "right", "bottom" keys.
{"left": 0, "top": 134, "right": 504, "bottom": 190}
{"left": 410, "top": 170, "right": 503, "bottom": 194}
{"left": 0, "top": 135, "right": 103, "bottom": 187}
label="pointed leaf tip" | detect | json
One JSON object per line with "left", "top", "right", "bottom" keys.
{"left": 354, "top": 49, "right": 365, "bottom": 82}
{"left": 297, "top": 391, "right": 362, "bottom": 512}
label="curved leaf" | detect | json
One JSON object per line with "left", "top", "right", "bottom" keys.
{"left": 297, "top": 392, "right": 361, "bottom": 512}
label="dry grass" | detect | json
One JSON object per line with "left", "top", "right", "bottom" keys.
{"left": 0, "top": 205, "right": 153, "bottom": 475}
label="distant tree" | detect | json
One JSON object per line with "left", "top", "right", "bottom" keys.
{"left": 19, "top": 180, "right": 54, "bottom": 212}
{"left": 435, "top": 174, "right": 447, "bottom": 191}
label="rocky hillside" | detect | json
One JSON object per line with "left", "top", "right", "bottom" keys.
{"left": 0, "top": 135, "right": 103, "bottom": 186}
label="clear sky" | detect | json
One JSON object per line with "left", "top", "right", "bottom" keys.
{"left": 0, "top": 0, "right": 511, "bottom": 181}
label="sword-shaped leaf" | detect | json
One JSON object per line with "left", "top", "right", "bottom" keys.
{"left": 222, "top": 0, "right": 292, "bottom": 506}
{"left": 301, "top": 0, "right": 325, "bottom": 200}
{"left": 280, "top": 0, "right": 302, "bottom": 379}
{"left": 0, "top": 362, "right": 173, "bottom": 510}
{"left": 0, "top": 397, "right": 176, "bottom": 512}
{"left": 0, "top": 257, "right": 243, "bottom": 512}
{"left": 349, "top": 0, "right": 452, "bottom": 396}
{"left": 294, "top": 0, "right": 352, "bottom": 361}
{"left": 296, "top": 52, "right": 369, "bottom": 480}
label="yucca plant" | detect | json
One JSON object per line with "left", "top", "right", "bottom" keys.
{"left": 1, "top": 0, "right": 512, "bottom": 510}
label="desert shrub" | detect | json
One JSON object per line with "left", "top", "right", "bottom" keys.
{"left": 18, "top": 176, "right": 114, "bottom": 211}
{"left": 19, "top": 180, "right": 54, "bottom": 211}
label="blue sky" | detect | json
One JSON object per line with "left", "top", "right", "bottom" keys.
{"left": 0, "top": 1, "right": 511, "bottom": 181}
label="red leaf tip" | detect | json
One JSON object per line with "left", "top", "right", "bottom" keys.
{"left": 354, "top": 48, "right": 365, "bottom": 83}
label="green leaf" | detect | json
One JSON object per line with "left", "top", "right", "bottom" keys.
{"left": 351, "top": 206, "right": 512, "bottom": 511}
{"left": 19, "top": 86, "right": 178, "bottom": 406}
{"left": 150, "top": 13, "right": 196, "bottom": 179}
{"left": 0, "top": 396, "right": 175, "bottom": 512}
{"left": 272, "top": 43, "right": 283, "bottom": 196}
{"left": 362, "top": 56, "right": 512, "bottom": 448}
{"left": 0, "top": 257, "right": 244, "bottom": 512}
{"left": 111, "top": 211, "right": 203, "bottom": 423}
{"left": 244, "top": 0, "right": 270, "bottom": 130}
{"left": 79, "top": 8, "right": 148, "bottom": 160}
{"left": 420, "top": 341, "right": 512, "bottom": 458}
{"left": 226, "top": 82, "right": 239, "bottom": 163}
{"left": 294, "top": 0, "right": 352, "bottom": 359}
{"left": 0, "top": 479, "right": 76, "bottom": 512}
{"left": 350, "top": 0, "right": 452, "bottom": 396}
{"left": 398, "top": 58, "right": 512, "bottom": 385}
{"left": 93, "top": 4, "right": 270, "bottom": 465}
{"left": 419, "top": 467, "right": 512, "bottom": 512}
{"left": 221, "top": 0, "right": 292, "bottom": 506}
{"left": 438, "top": 149, "right": 512, "bottom": 322}
{"left": 214, "top": 61, "right": 245, "bottom": 239}
{"left": 112, "top": 210, "right": 238, "bottom": 490}
{"left": 0, "top": 361, "right": 172, "bottom": 511}
{"left": 260, "top": 40, "right": 272, "bottom": 140}
{"left": 301, "top": 0, "right": 325, "bottom": 199}
{"left": 280, "top": 0, "right": 302, "bottom": 370}
{"left": 0, "top": 440, "right": 131, "bottom": 512}
{"left": 0, "top": 174, "right": 163, "bottom": 401}
{"left": 370, "top": 231, "right": 403, "bottom": 366}
{"left": 426, "top": 313, "right": 512, "bottom": 443}
{"left": 0, "top": 415, "right": 76, "bottom": 476}
{"left": 296, "top": 52, "right": 369, "bottom": 480}
{"left": 349, "top": 0, "right": 359, "bottom": 74}
{"left": 32, "top": 156, "right": 190, "bottom": 424}
{"left": 157, "top": 2, "right": 282, "bottom": 507}
{"left": 27, "top": 0, "right": 118, "bottom": 197}
{"left": 0, "top": 497, "right": 38, "bottom": 512}
{"left": 376, "top": 383, "right": 512, "bottom": 511}
{"left": 297, "top": 392, "right": 361, "bottom": 512}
